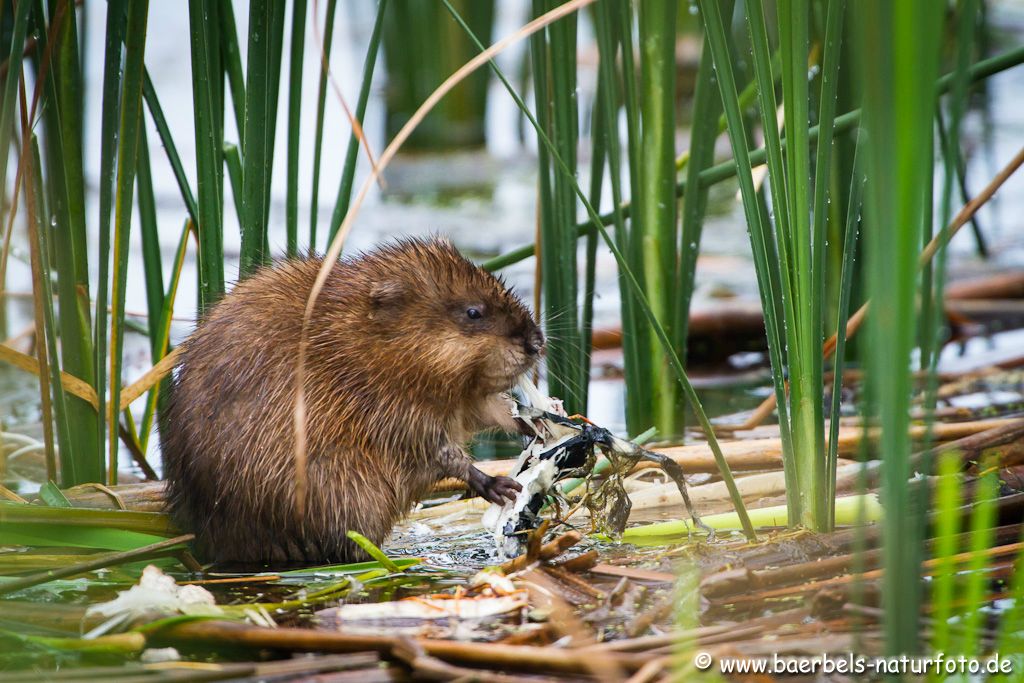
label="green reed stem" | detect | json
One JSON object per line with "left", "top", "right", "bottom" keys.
{"left": 93, "top": 0, "right": 128, "bottom": 482}
{"left": 309, "top": 0, "right": 338, "bottom": 250}
{"left": 929, "top": 452, "right": 962, "bottom": 658}
{"left": 135, "top": 128, "right": 166, "bottom": 448}
{"left": 329, "top": 0, "right": 388, "bottom": 244}
{"left": 698, "top": 0, "right": 797, "bottom": 526}
{"left": 673, "top": 35, "right": 723, "bottom": 378}
{"left": 137, "top": 129, "right": 163, "bottom": 365}
{"left": 285, "top": 0, "right": 307, "bottom": 257}
{"left": 219, "top": 0, "right": 246, "bottom": 141}
{"left": 34, "top": 0, "right": 101, "bottom": 485}
{"left": 528, "top": 0, "right": 583, "bottom": 415}
{"left": 826, "top": 139, "right": 861, "bottom": 521}
{"left": 636, "top": 0, "right": 678, "bottom": 439}
{"left": 224, "top": 142, "right": 244, "bottom": 221}
{"left": 856, "top": 0, "right": 943, "bottom": 655}
{"left": 958, "top": 466, "right": 997, "bottom": 656}
{"left": 188, "top": 0, "right": 226, "bottom": 312}
{"left": 0, "top": 0, "right": 31, "bottom": 200}
{"left": 24, "top": 133, "right": 59, "bottom": 482}
{"left": 591, "top": 0, "right": 649, "bottom": 432}
{"left": 239, "top": 0, "right": 285, "bottom": 277}
{"left": 141, "top": 219, "right": 192, "bottom": 451}
{"left": 107, "top": 0, "right": 150, "bottom": 485}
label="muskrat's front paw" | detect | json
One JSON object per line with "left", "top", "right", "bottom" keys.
{"left": 473, "top": 474, "right": 522, "bottom": 504}
{"left": 465, "top": 463, "right": 522, "bottom": 504}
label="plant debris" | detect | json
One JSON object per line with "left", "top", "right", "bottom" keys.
{"left": 483, "top": 382, "right": 712, "bottom": 557}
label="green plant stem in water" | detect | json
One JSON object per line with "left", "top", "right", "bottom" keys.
{"left": 107, "top": 0, "right": 151, "bottom": 485}
{"left": 856, "top": 0, "right": 943, "bottom": 656}
{"left": 285, "top": 0, "right": 308, "bottom": 257}
{"left": 636, "top": 0, "right": 679, "bottom": 439}
{"left": 188, "top": 0, "right": 227, "bottom": 311}
{"left": 309, "top": 0, "right": 338, "bottom": 250}
{"left": 239, "top": 0, "right": 285, "bottom": 276}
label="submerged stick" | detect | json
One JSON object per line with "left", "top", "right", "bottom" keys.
{"left": 155, "top": 620, "right": 653, "bottom": 674}
{"left": 499, "top": 530, "right": 581, "bottom": 574}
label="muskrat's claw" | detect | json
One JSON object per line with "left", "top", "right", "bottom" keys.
{"left": 468, "top": 467, "right": 522, "bottom": 505}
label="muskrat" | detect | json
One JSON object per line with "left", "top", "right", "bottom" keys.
{"left": 161, "top": 238, "right": 544, "bottom": 566}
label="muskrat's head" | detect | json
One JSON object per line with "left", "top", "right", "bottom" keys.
{"left": 355, "top": 238, "right": 544, "bottom": 396}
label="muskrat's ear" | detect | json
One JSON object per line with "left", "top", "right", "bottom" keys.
{"left": 369, "top": 280, "right": 405, "bottom": 310}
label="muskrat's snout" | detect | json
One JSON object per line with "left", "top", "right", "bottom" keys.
{"left": 524, "top": 327, "right": 545, "bottom": 357}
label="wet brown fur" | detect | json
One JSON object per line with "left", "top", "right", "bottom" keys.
{"left": 161, "top": 238, "right": 541, "bottom": 566}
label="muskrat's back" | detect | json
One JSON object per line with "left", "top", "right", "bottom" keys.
{"left": 162, "top": 239, "right": 542, "bottom": 566}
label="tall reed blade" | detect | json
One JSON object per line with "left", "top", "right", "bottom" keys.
{"left": 34, "top": 0, "right": 102, "bottom": 485}
{"left": 329, "top": 0, "right": 388, "bottom": 243}
{"left": 698, "top": 0, "right": 798, "bottom": 523}
{"left": 136, "top": 128, "right": 165, "bottom": 445}
{"left": 529, "top": 0, "right": 584, "bottom": 415}
{"left": 636, "top": 0, "right": 679, "bottom": 438}
{"left": 674, "top": 37, "right": 723, "bottom": 363}
{"left": 285, "top": 0, "right": 308, "bottom": 258}
{"left": 591, "top": 0, "right": 651, "bottom": 436}
{"left": 93, "top": 0, "right": 128, "bottom": 483}
{"left": 826, "top": 138, "right": 861, "bottom": 521}
{"left": 23, "top": 129, "right": 58, "bottom": 482}
{"left": 699, "top": 0, "right": 848, "bottom": 531}
{"left": 107, "top": 0, "right": 150, "bottom": 485}
{"left": 142, "top": 73, "right": 199, "bottom": 224}
{"left": 309, "top": 0, "right": 338, "bottom": 250}
{"left": 0, "top": 0, "right": 32, "bottom": 197}
{"left": 239, "top": 0, "right": 285, "bottom": 277}
{"left": 141, "top": 219, "right": 193, "bottom": 450}
{"left": 855, "top": 0, "right": 943, "bottom": 655}
{"left": 219, "top": 0, "right": 246, "bottom": 142}
{"left": 188, "top": 0, "right": 226, "bottom": 312}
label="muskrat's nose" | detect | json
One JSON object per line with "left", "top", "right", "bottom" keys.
{"left": 525, "top": 328, "right": 545, "bottom": 356}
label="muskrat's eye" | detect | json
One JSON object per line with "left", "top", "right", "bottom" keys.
{"left": 466, "top": 307, "right": 483, "bottom": 320}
